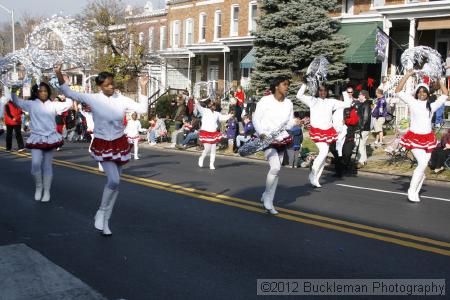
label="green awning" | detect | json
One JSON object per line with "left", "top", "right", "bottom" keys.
{"left": 337, "top": 22, "right": 382, "bottom": 64}
{"left": 240, "top": 48, "right": 256, "bottom": 69}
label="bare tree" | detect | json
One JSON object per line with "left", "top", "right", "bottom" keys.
{"left": 81, "top": 0, "right": 148, "bottom": 90}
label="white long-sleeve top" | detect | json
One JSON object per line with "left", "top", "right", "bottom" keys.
{"left": 396, "top": 92, "right": 448, "bottom": 134}
{"left": 59, "top": 83, "right": 147, "bottom": 141}
{"left": 296, "top": 84, "right": 352, "bottom": 130}
{"left": 12, "top": 93, "right": 73, "bottom": 136}
{"left": 195, "top": 101, "right": 230, "bottom": 132}
{"left": 253, "top": 94, "right": 295, "bottom": 140}
{"left": 124, "top": 119, "right": 142, "bottom": 137}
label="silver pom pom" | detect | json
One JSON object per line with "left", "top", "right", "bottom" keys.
{"left": 400, "top": 46, "right": 444, "bottom": 82}
{"left": 305, "top": 56, "right": 329, "bottom": 95}
{"left": 0, "top": 15, "right": 93, "bottom": 83}
{"left": 238, "top": 126, "right": 288, "bottom": 157}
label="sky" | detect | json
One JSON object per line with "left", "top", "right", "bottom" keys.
{"left": 0, "top": 0, "right": 164, "bottom": 23}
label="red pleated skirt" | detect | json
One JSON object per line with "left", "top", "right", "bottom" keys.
{"left": 400, "top": 131, "right": 437, "bottom": 153}
{"left": 309, "top": 127, "right": 338, "bottom": 144}
{"left": 90, "top": 135, "right": 131, "bottom": 164}
{"left": 199, "top": 131, "right": 223, "bottom": 144}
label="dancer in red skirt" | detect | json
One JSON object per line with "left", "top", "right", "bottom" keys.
{"left": 297, "top": 83, "right": 352, "bottom": 187}
{"left": 253, "top": 76, "right": 296, "bottom": 214}
{"left": 55, "top": 65, "right": 149, "bottom": 235}
{"left": 11, "top": 83, "right": 73, "bottom": 202}
{"left": 195, "top": 98, "right": 231, "bottom": 170}
{"left": 124, "top": 112, "right": 144, "bottom": 160}
{"left": 395, "top": 69, "right": 448, "bottom": 202}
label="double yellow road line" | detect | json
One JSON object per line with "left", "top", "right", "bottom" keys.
{"left": 2, "top": 147, "right": 450, "bottom": 257}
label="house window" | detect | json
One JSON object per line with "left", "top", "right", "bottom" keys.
{"left": 342, "top": 0, "right": 354, "bottom": 14}
{"left": 372, "top": 0, "right": 385, "bottom": 7}
{"left": 148, "top": 27, "right": 154, "bottom": 52}
{"left": 231, "top": 5, "right": 239, "bottom": 36}
{"left": 138, "top": 32, "right": 144, "bottom": 46}
{"left": 249, "top": 2, "right": 257, "bottom": 33}
{"left": 214, "top": 11, "right": 222, "bottom": 40}
{"left": 172, "top": 20, "right": 181, "bottom": 48}
{"left": 128, "top": 33, "right": 133, "bottom": 57}
{"left": 199, "top": 13, "right": 206, "bottom": 42}
{"left": 185, "top": 19, "right": 194, "bottom": 45}
{"left": 160, "top": 26, "right": 167, "bottom": 50}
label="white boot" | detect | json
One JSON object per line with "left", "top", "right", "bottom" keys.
{"left": 98, "top": 162, "right": 104, "bottom": 172}
{"left": 309, "top": 169, "right": 321, "bottom": 188}
{"left": 41, "top": 176, "right": 52, "bottom": 202}
{"left": 407, "top": 175, "right": 421, "bottom": 203}
{"left": 102, "top": 190, "right": 119, "bottom": 236}
{"left": 94, "top": 187, "right": 115, "bottom": 231}
{"left": 198, "top": 156, "right": 204, "bottom": 168}
{"left": 33, "top": 172, "right": 43, "bottom": 201}
{"left": 315, "top": 163, "right": 325, "bottom": 187}
{"left": 415, "top": 175, "right": 425, "bottom": 202}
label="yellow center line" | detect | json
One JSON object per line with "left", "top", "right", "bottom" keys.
{"left": 2, "top": 147, "right": 450, "bottom": 257}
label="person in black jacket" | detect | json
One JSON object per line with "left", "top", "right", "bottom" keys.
{"left": 330, "top": 104, "right": 360, "bottom": 177}
{"left": 355, "top": 90, "right": 372, "bottom": 168}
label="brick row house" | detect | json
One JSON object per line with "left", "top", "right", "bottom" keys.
{"left": 116, "top": 0, "right": 258, "bottom": 96}
{"left": 333, "top": 0, "right": 450, "bottom": 81}
{"left": 332, "top": 0, "right": 450, "bottom": 122}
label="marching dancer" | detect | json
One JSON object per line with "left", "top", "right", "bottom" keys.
{"left": 124, "top": 112, "right": 144, "bottom": 160}
{"left": 253, "top": 76, "right": 296, "bottom": 215}
{"left": 11, "top": 83, "right": 73, "bottom": 202}
{"left": 195, "top": 98, "right": 231, "bottom": 170}
{"left": 55, "top": 65, "right": 149, "bottom": 236}
{"left": 394, "top": 70, "right": 448, "bottom": 202}
{"left": 296, "top": 83, "right": 352, "bottom": 187}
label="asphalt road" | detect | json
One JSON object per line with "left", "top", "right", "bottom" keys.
{"left": 0, "top": 140, "right": 449, "bottom": 299}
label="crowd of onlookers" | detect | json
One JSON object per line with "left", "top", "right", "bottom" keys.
{"left": 1, "top": 82, "right": 448, "bottom": 175}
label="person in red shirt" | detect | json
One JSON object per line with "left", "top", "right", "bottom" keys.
{"left": 4, "top": 99, "right": 25, "bottom": 151}
{"left": 235, "top": 86, "right": 245, "bottom": 122}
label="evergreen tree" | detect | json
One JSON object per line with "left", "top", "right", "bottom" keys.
{"left": 251, "top": 0, "right": 348, "bottom": 95}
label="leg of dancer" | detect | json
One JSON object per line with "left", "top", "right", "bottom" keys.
{"left": 209, "top": 143, "right": 217, "bottom": 169}
{"left": 198, "top": 143, "right": 211, "bottom": 168}
{"left": 408, "top": 149, "right": 431, "bottom": 202}
{"left": 41, "top": 150, "right": 54, "bottom": 202}
{"left": 89, "top": 133, "right": 103, "bottom": 172}
{"left": 94, "top": 161, "right": 122, "bottom": 236}
{"left": 31, "top": 149, "right": 44, "bottom": 201}
{"left": 30, "top": 149, "right": 54, "bottom": 202}
{"left": 133, "top": 139, "right": 139, "bottom": 160}
{"left": 309, "top": 142, "right": 329, "bottom": 188}
{"left": 261, "top": 148, "right": 284, "bottom": 215}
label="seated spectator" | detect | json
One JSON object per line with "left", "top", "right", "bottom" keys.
{"left": 148, "top": 115, "right": 167, "bottom": 145}
{"left": 172, "top": 117, "right": 191, "bottom": 148}
{"left": 180, "top": 117, "right": 201, "bottom": 148}
{"left": 429, "top": 129, "right": 450, "bottom": 173}
{"left": 236, "top": 115, "right": 256, "bottom": 149}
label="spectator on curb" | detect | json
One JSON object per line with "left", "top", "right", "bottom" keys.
{"left": 226, "top": 109, "right": 238, "bottom": 153}
{"left": 148, "top": 115, "right": 167, "bottom": 145}
{"left": 372, "top": 88, "right": 387, "bottom": 146}
{"left": 4, "top": 98, "right": 25, "bottom": 151}
{"left": 286, "top": 114, "right": 303, "bottom": 168}
{"left": 236, "top": 115, "right": 255, "bottom": 149}
{"left": 429, "top": 129, "right": 450, "bottom": 173}
{"left": 355, "top": 90, "right": 372, "bottom": 168}
{"left": 174, "top": 95, "right": 186, "bottom": 130}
